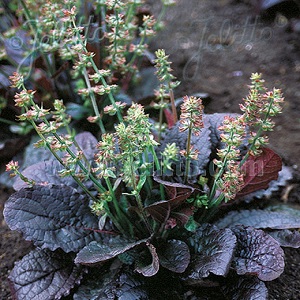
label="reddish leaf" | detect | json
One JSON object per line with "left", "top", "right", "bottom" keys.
{"left": 145, "top": 200, "right": 170, "bottom": 224}
{"left": 145, "top": 177, "right": 195, "bottom": 225}
{"left": 237, "top": 148, "right": 282, "bottom": 198}
{"left": 171, "top": 207, "right": 194, "bottom": 226}
{"left": 164, "top": 108, "right": 175, "bottom": 129}
{"left": 153, "top": 176, "right": 195, "bottom": 205}
{"left": 145, "top": 201, "right": 194, "bottom": 227}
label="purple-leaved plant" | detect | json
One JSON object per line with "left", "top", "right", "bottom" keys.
{"left": 2, "top": 2, "right": 298, "bottom": 299}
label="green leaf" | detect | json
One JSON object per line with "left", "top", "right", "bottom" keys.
{"left": 184, "top": 216, "right": 198, "bottom": 232}
{"left": 136, "top": 173, "right": 147, "bottom": 193}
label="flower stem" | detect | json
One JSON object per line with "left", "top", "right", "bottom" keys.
{"left": 184, "top": 126, "right": 192, "bottom": 183}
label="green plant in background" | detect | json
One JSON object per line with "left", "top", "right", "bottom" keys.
{"left": 2, "top": 1, "right": 300, "bottom": 300}
{"left": 0, "top": 0, "right": 175, "bottom": 133}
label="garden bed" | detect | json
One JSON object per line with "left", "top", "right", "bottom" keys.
{"left": 1, "top": 0, "right": 300, "bottom": 299}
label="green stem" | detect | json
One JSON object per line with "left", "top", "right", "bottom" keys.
{"left": 239, "top": 97, "right": 275, "bottom": 167}
{"left": 82, "top": 66, "right": 106, "bottom": 134}
{"left": 128, "top": 156, "right": 152, "bottom": 234}
{"left": 106, "top": 179, "right": 135, "bottom": 237}
{"left": 105, "top": 177, "right": 122, "bottom": 220}
{"left": 0, "top": 117, "right": 19, "bottom": 126}
{"left": 89, "top": 58, "right": 123, "bottom": 123}
{"left": 70, "top": 15, "right": 123, "bottom": 124}
{"left": 28, "top": 119, "right": 99, "bottom": 202}
{"left": 25, "top": 93, "right": 107, "bottom": 194}
{"left": 149, "top": 145, "right": 161, "bottom": 172}
{"left": 126, "top": 30, "right": 147, "bottom": 68}
{"left": 208, "top": 155, "right": 228, "bottom": 205}
{"left": 103, "top": 202, "right": 128, "bottom": 236}
{"left": 124, "top": 3, "right": 135, "bottom": 26}
{"left": 20, "top": 0, "right": 55, "bottom": 76}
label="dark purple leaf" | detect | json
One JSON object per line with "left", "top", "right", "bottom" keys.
{"left": 9, "top": 248, "right": 84, "bottom": 300}
{"left": 268, "top": 229, "right": 300, "bottom": 248}
{"left": 3, "top": 184, "right": 104, "bottom": 252}
{"left": 190, "top": 120, "right": 212, "bottom": 177}
{"left": 13, "top": 161, "right": 95, "bottom": 196}
{"left": 221, "top": 276, "right": 268, "bottom": 300}
{"left": 232, "top": 226, "right": 284, "bottom": 281}
{"left": 159, "top": 119, "right": 212, "bottom": 179}
{"left": 75, "top": 237, "right": 147, "bottom": 266}
{"left": 184, "top": 224, "right": 236, "bottom": 280}
{"left": 204, "top": 113, "right": 240, "bottom": 149}
{"left": 145, "top": 200, "right": 194, "bottom": 227}
{"left": 215, "top": 207, "right": 300, "bottom": 230}
{"left": 135, "top": 243, "right": 160, "bottom": 277}
{"left": 267, "top": 204, "right": 300, "bottom": 216}
{"left": 158, "top": 239, "right": 190, "bottom": 273}
{"left": 13, "top": 160, "right": 79, "bottom": 191}
{"left": 237, "top": 148, "right": 282, "bottom": 198}
{"left": 21, "top": 136, "right": 55, "bottom": 168}
{"left": 73, "top": 268, "right": 149, "bottom": 300}
{"left": 259, "top": 0, "right": 288, "bottom": 9}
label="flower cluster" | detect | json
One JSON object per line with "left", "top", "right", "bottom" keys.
{"left": 9, "top": 72, "right": 24, "bottom": 89}
{"left": 154, "top": 49, "right": 180, "bottom": 89}
{"left": 94, "top": 103, "right": 158, "bottom": 189}
{"left": 240, "top": 73, "right": 284, "bottom": 156}
{"left": 179, "top": 95, "right": 204, "bottom": 136}
{"left": 103, "top": 1, "right": 156, "bottom": 74}
{"left": 103, "top": 101, "right": 127, "bottom": 116}
{"left": 6, "top": 160, "right": 35, "bottom": 186}
{"left": 94, "top": 133, "right": 117, "bottom": 179}
{"left": 161, "top": 142, "right": 179, "bottom": 175}
{"left": 218, "top": 162, "right": 244, "bottom": 200}
{"left": 178, "top": 95, "right": 204, "bottom": 182}
{"left": 5, "top": 160, "right": 19, "bottom": 177}
{"left": 213, "top": 73, "right": 284, "bottom": 201}
{"left": 154, "top": 49, "right": 180, "bottom": 127}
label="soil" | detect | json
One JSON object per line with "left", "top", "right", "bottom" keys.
{"left": 1, "top": 0, "right": 300, "bottom": 299}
